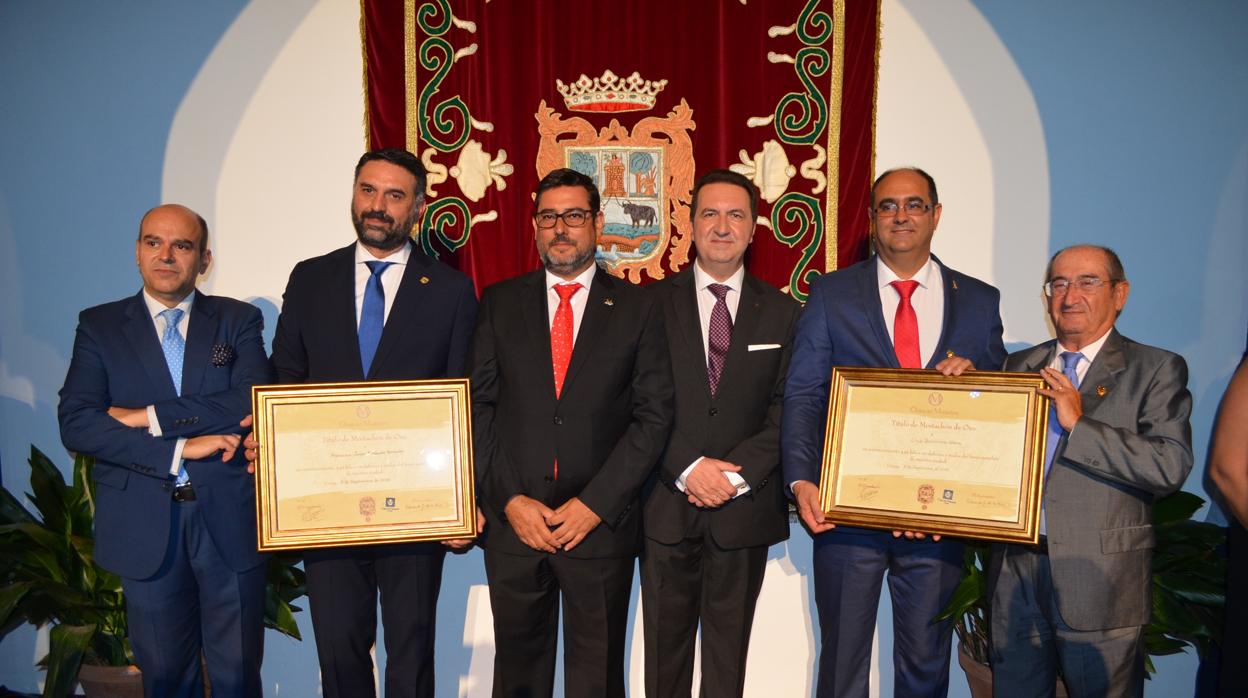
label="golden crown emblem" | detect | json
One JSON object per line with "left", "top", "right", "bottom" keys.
{"left": 556, "top": 70, "right": 668, "bottom": 113}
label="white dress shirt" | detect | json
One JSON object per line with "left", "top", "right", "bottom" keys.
{"left": 544, "top": 263, "right": 597, "bottom": 341}
{"left": 354, "top": 240, "right": 412, "bottom": 327}
{"left": 877, "top": 256, "right": 945, "bottom": 368}
{"left": 142, "top": 290, "right": 193, "bottom": 477}
{"left": 676, "top": 262, "right": 751, "bottom": 499}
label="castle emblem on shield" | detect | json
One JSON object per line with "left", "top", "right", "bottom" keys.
{"left": 536, "top": 70, "right": 696, "bottom": 282}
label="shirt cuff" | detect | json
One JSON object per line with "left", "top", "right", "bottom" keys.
{"left": 146, "top": 405, "right": 162, "bottom": 437}
{"left": 169, "top": 437, "right": 187, "bottom": 477}
{"left": 674, "top": 457, "right": 703, "bottom": 492}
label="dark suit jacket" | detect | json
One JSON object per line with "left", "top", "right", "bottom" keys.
{"left": 58, "top": 291, "right": 273, "bottom": 579}
{"left": 991, "top": 330, "right": 1193, "bottom": 630}
{"left": 782, "top": 255, "right": 1007, "bottom": 493}
{"left": 470, "top": 267, "right": 674, "bottom": 559}
{"left": 643, "top": 268, "right": 800, "bottom": 550}
{"left": 270, "top": 242, "right": 477, "bottom": 383}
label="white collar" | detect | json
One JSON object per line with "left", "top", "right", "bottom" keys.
{"left": 693, "top": 260, "right": 745, "bottom": 294}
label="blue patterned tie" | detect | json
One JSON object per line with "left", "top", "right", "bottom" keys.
{"left": 1043, "top": 351, "right": 1084, "bottom": 478}
{"left": 159, "top": 308, "right": 189, "bottom": 484}
{"left": 358, "top": 261, "right": 393, "bottom": 376}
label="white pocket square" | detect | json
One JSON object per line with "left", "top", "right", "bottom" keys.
{"left": 748, "top": 343, "right": 782, "bottom": 351}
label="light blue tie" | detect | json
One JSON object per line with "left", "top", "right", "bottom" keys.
{"left": 159, "top": 308, "right": 189, "bottom": 485}
{"left": 1043, "top": 351, "right": 1084, "bottom": 479}
{"left": 1040, "top": 351, "right": 1082, "bottom": 535}
{"left": 358, "top": 261, "right": 393, "bottom": 377}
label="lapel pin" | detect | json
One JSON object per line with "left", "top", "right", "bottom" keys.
{"left": 603, "top": 298, "right": 614, "bottom": 306}
{"left": 946, "top": 350, "right": 956, "bottom": 359}
{"left": 951, "top": 279, "right": 959, "bottom": 290}
{"left": 1096, "top": 385, "right": 1108, "bottom": 397}
{"left": 420, "top": 276, "right": 430, "bottom": 284}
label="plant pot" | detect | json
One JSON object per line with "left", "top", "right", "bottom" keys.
{"left": 956, "top": 644, "right": 1070, "bottom": 698}
{"left": 76, "top": 664, "right": 143, "bottom": 698}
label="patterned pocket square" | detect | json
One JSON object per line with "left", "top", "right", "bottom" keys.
{"left": 210, "top": 343, "right": 237, "bottom": 367}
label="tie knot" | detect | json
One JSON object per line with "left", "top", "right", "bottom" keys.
{"left": 708, "top": 283, "right": 731, "bottom": 301}
{"left": 159, "top": 307, "right": 184, "bottom": 327}
{"left": 365, "top": 260, "right": 393, "bottom": 277}
{"left": 555, "top": 282, "right": 582, "bottom": 301}
{"left": 891, "top": 279, "right": 919, "bottom": 300}
{"left": 1060, "top": 351, "right": 1083, "bottom": 372}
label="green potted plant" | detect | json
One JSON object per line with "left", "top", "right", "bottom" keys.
{"left": 0, "top": 446, "right": 307, "bottom": 697}
{"left": 936, "top": 490, "right": 1226, "bottom": 697}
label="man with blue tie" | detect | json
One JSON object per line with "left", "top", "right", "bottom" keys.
{"left": 58, "top": 204, "right": 273, "bottom": 696}
{"left": 989, "top": 245, "right": 1193, "bottom": 697}
{"left": 782, "top": 167, "right": 1006, "bottom": 697}
{"left": 265, "top": 148, "right": 478, "bottom": 698}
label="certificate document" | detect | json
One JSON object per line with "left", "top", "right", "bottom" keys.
{"left": 819, "top": 368, "right": 1048, "bottom": 543}
{"left": 252, "top": 379, "right": 475, "bottom": 550}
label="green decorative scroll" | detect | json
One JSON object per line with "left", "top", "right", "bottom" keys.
{"left": 797, "top": 0, "right": 832, "bottom": 44}
{"left": 418, "top": 197, "right": 472, "bottom": 258}
{"left": 417, "top": 37, "right": 471, "bottom": 152}
{"left": 416, "top": 0, "right": 451, "bottom": 36}
{"left": 775, "top": 47, "right": 829, "bottom": 145}
{"left": 771, "top": 192, "right": 824, "bottom": 303}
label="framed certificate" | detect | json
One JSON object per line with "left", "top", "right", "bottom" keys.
{"left": 818, "top": 368, "right": 1049, "bottom": 543}
{"left": 251, "top": 379, "right": 475, "bottom": 551}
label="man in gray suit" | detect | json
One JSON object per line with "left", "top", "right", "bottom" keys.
{"left": 989, "top": 245, "right": 1193, "bottom": 697}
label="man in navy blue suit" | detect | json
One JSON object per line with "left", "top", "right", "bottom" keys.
{"left": 59, "top": 204, "right": 273, "bottom": 697}
{"left": 262, "top": 149, "right": 478, "bottom": 698}
{"left": 782, "top": 168, "right": 1006, "bottom": 697}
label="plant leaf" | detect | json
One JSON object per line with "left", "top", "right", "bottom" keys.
{"left": 27, "top": 446, "right": 70, "bottom": 534}
{"left": 42, "top": 623, "right": 94, "bottom": 698}
{"left": 1152, "top": 491, "right": 1204, "bottom": 525}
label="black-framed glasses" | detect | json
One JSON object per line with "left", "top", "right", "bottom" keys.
{"left": 1044, "top": 276, "right": 1118, "bottom": 297}
{"left": 873, "top": 199, "right": 934, "bottom": 217}
{"left": 534, "top": 209, "right": 593, "bottom": 229}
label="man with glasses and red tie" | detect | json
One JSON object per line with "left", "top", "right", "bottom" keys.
{"left": 989, "top": 245, "right": 1192, "bottom": 697}
{"left": 782, "top": 167, "right": 1007, "bottom": 697}
{"left": 469, "top": 167, "right": 673, "bottom": 698}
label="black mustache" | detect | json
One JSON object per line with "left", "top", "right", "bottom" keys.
{"left": 363, "top": 211, "right": 394, "bottom": 224}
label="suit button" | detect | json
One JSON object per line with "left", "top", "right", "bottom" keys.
{"left": 709, "top": 408, "right": 719, "bottom": 416}
{"left": 553, "top": 416, "right": 563, "bottom": 425}
{"left": 192, "top": 417, "right": 199, "bottom": 423}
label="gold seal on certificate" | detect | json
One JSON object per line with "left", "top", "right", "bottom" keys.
{"left": 251, "top": 379, "right": 475, "bottom": 550}
{"left": 818, "top": 368, "right": 1049, "bottom": 543}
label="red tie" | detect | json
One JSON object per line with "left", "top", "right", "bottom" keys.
{"left": 551, "top": 282, "right": 582, "bottom": 398}
{"left": 891, "top": 280, "right": 921, "bottom": 368}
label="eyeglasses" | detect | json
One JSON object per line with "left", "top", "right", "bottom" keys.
{"left": 534, "top": 209, "right": 593, "bottom": 229}
{"left": 873, "top": 199, "right": 934, "bottom": 217}
{"left": 1044, "top": 276, "right": 1118, "bottom": 297}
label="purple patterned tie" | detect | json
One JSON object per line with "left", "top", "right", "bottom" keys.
{"left": 707, "top": 283, "right": 733, "bottom": 396}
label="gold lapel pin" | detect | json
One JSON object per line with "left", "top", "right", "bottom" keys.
{"left": 946, "top": 350, "right": 956, "bottom": 358}
{"left": 951, "top": 279, "right": 959, "bottom": 290}
{"left": 603, "top": 298, "right": 614, "bottom": 306}
{"left": 420, "top": 276, "right": 430, "bottom": 284}
{"left": 1096, "top": 385, "right": 1108, "bottom": 397}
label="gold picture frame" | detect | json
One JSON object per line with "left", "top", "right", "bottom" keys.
{"left": 252, "top": 379, "right": 475, "bottom": 551}
{"left": 818, "top": 368, "right": 1049, "bottom": 543}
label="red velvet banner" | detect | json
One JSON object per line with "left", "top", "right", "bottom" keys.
{"left": 363, "top": 0, "right": 879, "bottom": 297}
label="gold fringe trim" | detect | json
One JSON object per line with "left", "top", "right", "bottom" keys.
{"left": 869, "top": 0, "right": 882, "bottom": 258}
{"left": 359, "top": 0, "right": 371, "bottom": 149}
{"left": 825, "top": 0, "right": 846, "bottom": 271}
{"left": 405, "top": 0, "right": 419, "bottom": 153}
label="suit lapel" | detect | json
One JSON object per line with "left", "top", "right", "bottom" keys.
{"left": 182, "top": 293, "right": 217, "bottom": 395}
{"left": 562, "top": 268, "right": 613, "bottom": 397}
{"left": 670, "top": 269, "right": 711, "bottom": 398}
{"left": 522, "top": 271, "right": 557, "bottom": 397}
{"left": 122, "top": 292, "right": 179, "bottom": 398}
{"left": 1016, "top": 340, "right": 1057, "bottom": 373}
{"left": 1080, "top": 329, "right": 1125, "bottom": 413}
{"left": 858, "top": 258, "right": 899, "bottom": 368}
{"left": 327, "top": 245, "right": 365, "bottom": 378}
{"left": 927, "top": 257, "right": 955, "bottom": 369}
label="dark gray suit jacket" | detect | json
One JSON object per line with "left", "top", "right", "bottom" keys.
{"left": 992, "top": 329, "right": 1193, "bottom": 630}
{"left": 643, "top": 268, "right": 800, "bottom": 550}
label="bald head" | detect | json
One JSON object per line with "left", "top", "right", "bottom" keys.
{"left": 139, "top": 204, "right": 209, "bottom": 250}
